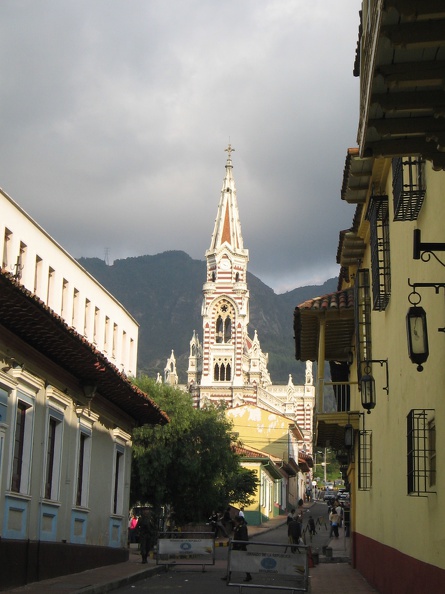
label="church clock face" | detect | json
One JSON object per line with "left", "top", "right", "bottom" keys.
{"left": 220, "top": 258, "right": 231, "bottom": 270}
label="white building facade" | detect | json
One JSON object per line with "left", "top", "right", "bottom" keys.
{"left": 0, "top": 188, "right": 167, "bottom": 588}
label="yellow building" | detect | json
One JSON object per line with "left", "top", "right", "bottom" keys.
{"left": 227, "top": 404, "right": 308, "bottom": 525}
{"left": 294, "top": 2, "right": 445, "bottom": 592}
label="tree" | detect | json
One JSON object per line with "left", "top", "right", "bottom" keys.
{"left": 131, "top": 376, "right": 257, "bottom": 525}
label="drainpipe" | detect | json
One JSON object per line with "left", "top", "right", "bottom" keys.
{"left": 317, "top": 317, "right": 326, "bottom": 414}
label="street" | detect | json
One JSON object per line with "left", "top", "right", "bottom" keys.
{"left": 115, "top": 502, "right": 331, "bottom": 593}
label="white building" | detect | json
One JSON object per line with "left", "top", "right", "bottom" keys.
{"left": 0, "top": 187, "right": 168, "bottom": 589}
{"left": 1, "top": 188, "right": 138, "bottom": 376}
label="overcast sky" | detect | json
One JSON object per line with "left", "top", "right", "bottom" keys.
{"left": 0, "top": 1, "right": 361, "bottom": 293}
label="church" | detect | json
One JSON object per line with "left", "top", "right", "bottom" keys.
{"left": 164, "top": 146, "right": 315, "bottom": 516}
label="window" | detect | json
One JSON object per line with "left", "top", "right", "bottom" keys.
{"left": 354, "top": 269, "right": 372, "bottom": 383}
{"left": 34, "top": 255, "right": 42, "bottom": 294}
{"left": 214, "top": 358, "right": 232, "bottom": 382}
{"left": 61, "top": 279, "right": 69, "bottom": 319}
{"left": 392, "top": 157, "right": 425, "bottom": 221}
{"left": 407, "top": 409, "right": 436, "bottom": 496}
{"left": 84, "top": 298, "right": 91, "bottom": 337}
{"left": 75, "top": 428, "right": 92, "bottom": 507}
{"left": 214, "top": 300, "right": 233, "bottom": 344}
{"left": 15, "top": 242, "right": 26, "bottom": 281}
{"left": 11, "top": 396, "right": 34, "bottom": 494}
{"left": 47, "top": 267, "right": 55, "bottom": 307}
{"left": 71, "top": 288, "right": 79, "bottom": 327}
{"left": 358, "top": 430, "right": 372, "bottom": 491}
{"left": 104, "top": 316, "right": 110, "bottom": 353}
{"left": 93, "top": 306, "right": 100, "bottom": 344}
{"left": 112, "top": 447, "right": 124, "bottom": 515}
{"left": 44, "top": 412, "right": 63, "bottom": 500}
{"left": 2, "top": 228, "right": 12, "bottom": 269}
{"left": 366, "top": 194, "right": 391, "bottom": 311}
{"left": 112, "top": 323, "right": 118, "bottom": 358}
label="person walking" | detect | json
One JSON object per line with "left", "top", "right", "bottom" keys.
{"left": 232, "top": 515, "right": 252, "bottom": 582}
{"left": 329, "top": 508, "right": 340, "bottom": 538}
{"left": 288, "top": 515, "right": 302, "bottom": 552}
{"left": 137, "top": 509, "right": 156, "bottom": 564}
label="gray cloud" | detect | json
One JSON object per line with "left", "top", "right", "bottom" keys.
{"left": 0, "top": 0, "right": 361, "bottom": 293}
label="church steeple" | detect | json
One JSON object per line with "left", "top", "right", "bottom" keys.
{"left": 208, "top": 145, "right": 246, "bottom": 254}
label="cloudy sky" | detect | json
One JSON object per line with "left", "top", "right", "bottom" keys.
{"left": 0, "top": 0, "right": 361, "bottom": 293}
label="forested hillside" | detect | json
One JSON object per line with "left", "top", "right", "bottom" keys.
{"left": 79, "top": 251, "right": 337, "bottom": 384}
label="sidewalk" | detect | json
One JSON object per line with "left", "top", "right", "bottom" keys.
{"left": 5, "top": 508, "right": 377, "bottom": 593}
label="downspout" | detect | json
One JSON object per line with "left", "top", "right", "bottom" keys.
{"left": 317, "top": 316, "right": 326, "bottom": 414}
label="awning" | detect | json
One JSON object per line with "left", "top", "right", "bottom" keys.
{"left": 294, "top": 288, "right": 355, "bottom": 363}
{"left": 315, "top": 412, "right": 360, "bottom": 450}
{"left": 355, "top": 2, "right": 445, "bottom": 170}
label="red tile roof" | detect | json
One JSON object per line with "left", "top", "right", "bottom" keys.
{"left": 0, "top": 270, "right": 169, "bottom": 426}
{"left": 294, "top": 288, "right": 355, "bottom": 363}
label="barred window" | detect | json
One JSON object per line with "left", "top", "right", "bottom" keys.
{"left": 407, "top": 409, "right": 436, "bottom": 496}
{"left": 366, "top": 195, "right": 391, "bottom": 311}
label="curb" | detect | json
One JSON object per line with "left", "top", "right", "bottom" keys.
{"left": 77, "top": 565, "right": 167, "bottom": 594}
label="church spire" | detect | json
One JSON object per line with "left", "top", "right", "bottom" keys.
{"left": 208, "top": 144, "right": 245, "bottom": 253}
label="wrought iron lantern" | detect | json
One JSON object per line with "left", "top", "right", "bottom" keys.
{"left": 360, "top": 372, "right": 376, "bottom": 413}
{"left": 344, "top": 424, "right": 354, "bottom": 449}
{"left": 406, "top": 306, "right": 429, "bottom": 372}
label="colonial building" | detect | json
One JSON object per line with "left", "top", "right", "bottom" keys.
{"left": 0, "top": 188, "right": 168, "bottom": 589}
{"left": 294, "top": 2, "right": 445, "bottom": 591}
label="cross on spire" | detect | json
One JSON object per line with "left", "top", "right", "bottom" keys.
{"left": 225, "top": 143, "right": 235, "bottom": 162}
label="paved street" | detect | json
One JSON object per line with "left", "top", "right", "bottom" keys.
{"left": 113, "top": 503, "right": 335, "bottom": 593}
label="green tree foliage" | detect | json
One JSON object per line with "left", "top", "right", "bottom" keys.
{"left": 131, "top": 376, "right": 257, "bottom": 524}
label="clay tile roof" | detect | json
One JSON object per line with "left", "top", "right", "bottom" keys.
{"left": 0, "top": 270, "right": 169, "bottom": 427}
{"left": 294, "top": 288, "right": 355, "bottom": 363}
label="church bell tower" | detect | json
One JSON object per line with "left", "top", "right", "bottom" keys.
{"left": 188, "top": 145, "right": 270, "bottom": 408}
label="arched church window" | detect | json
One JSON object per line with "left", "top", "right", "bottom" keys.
{"left": 224, "top": 317, "right": 231, "bottom": 342}
{"left": 235, "top": 272, "right": 240, "bottom": 282}
{"left": 214, "top": 300, "right": 234, "bottom": 344}
{"left": 214, "top": 357, "right": 232, "bottom": 382}
{"left": 216, "top": 316, "right": 224, "bottom": 343}
{"left": 212, "top": 272, "right": 216, "bottom": 282}
{"left": 226, "top": 363, "right": 231, "bottom": 381}
{"left": 191, "top": 344, "right": 196, "bottom": 356}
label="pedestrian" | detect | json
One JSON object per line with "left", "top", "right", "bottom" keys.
{"left": 308, "top": 515, "right": 316, "bottom": 536}
{"left": 137, "top": 509, "right": 156, "bottom": 564}
{"left": 232, "top": 515, "right": 252, "bottom": 582}
{"left": 223, "top": 507, "right": 233, "bottom": 534}
{"left": 128, "top": 512, "right": 138, "bottom": 545}
{"left": 287, "top": 508, "right": 295, "bottom": 525}
{"left": 216, "top": 508, "right": 229, "bottom": 537}
{"left": 288, "top": 515, "right": 302, "bottom": 552}
{"left": 335, "top": 500, "right": 344, "bottom": 529}
{"left": 209, "top": 510, "right": 218, "bottom": 536}
{"left": 329, "top": 508, "right": 340, "bottom": 538}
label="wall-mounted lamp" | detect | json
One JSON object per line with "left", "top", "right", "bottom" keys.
{"left": 360, "top": 360, "right": 389, "bottom": 413}
{"left": 344, "top": 424, "right": 354, "bottom": 449}
{"left": 76, "top": 383, "right": 98, "bottom": 416}
{"left": 406, "top": 305, "right": 429, "bottom": 371}
{"left": 407, "top": 279, "right": 445, "bottom": 371}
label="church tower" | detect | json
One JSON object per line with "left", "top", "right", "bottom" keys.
{"left": 188, "top": 145, "right": 271, "bottom": 408}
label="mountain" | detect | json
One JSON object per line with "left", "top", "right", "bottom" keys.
{"left": 78, "top": 251, "right": 337, "bottom": 384}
